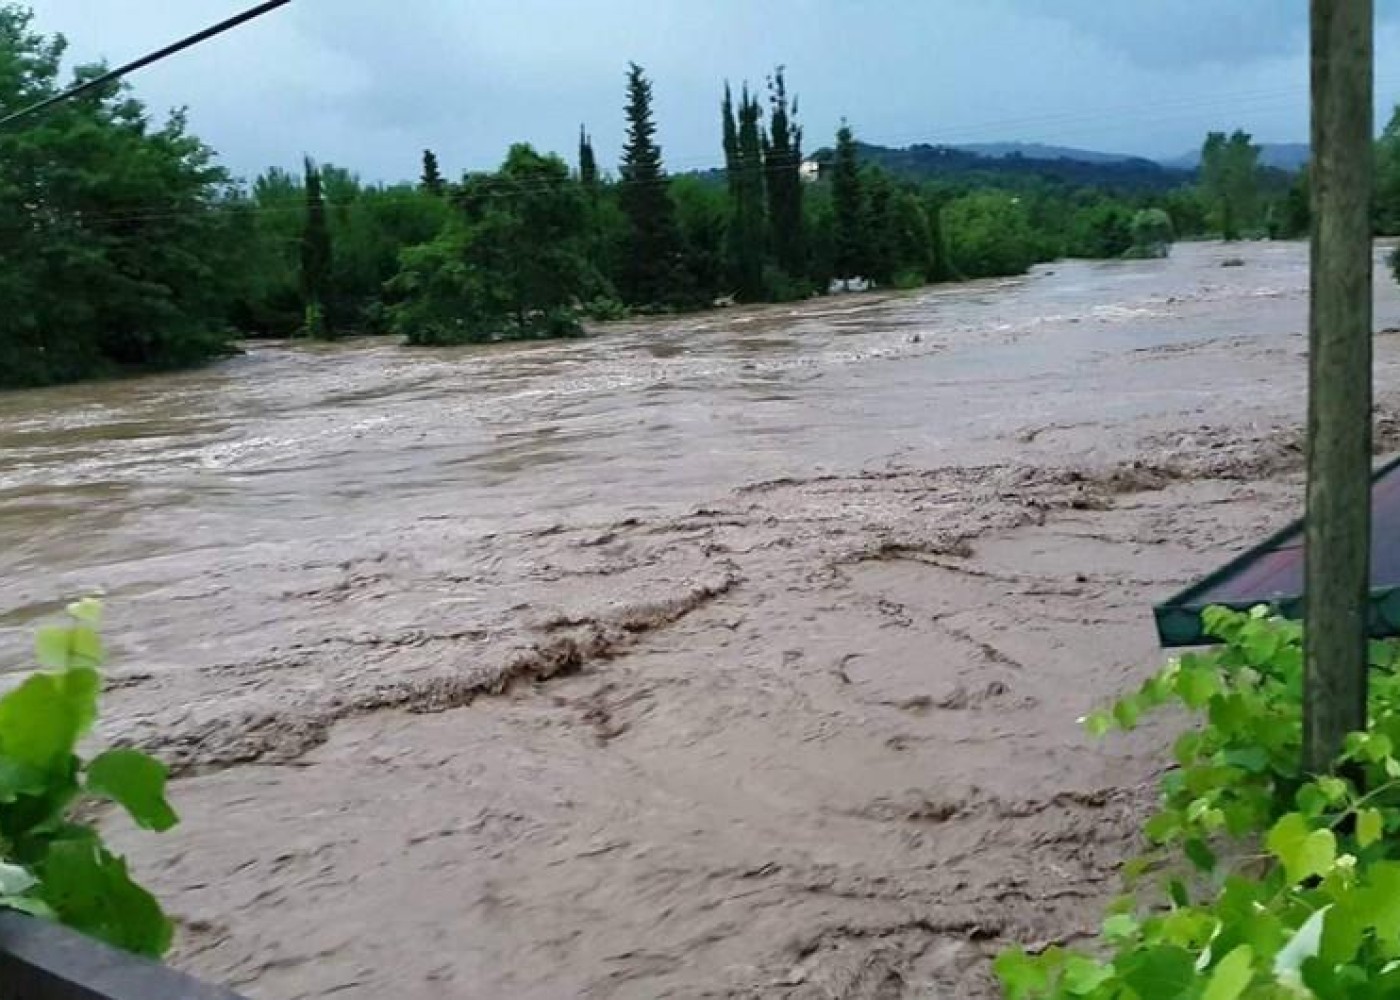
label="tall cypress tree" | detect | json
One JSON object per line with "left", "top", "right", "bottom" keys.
{"left": 831, "top": 122, "right": 866, "bottom": 279}
{"left": 724, "top": 85, "right": 767, "bottom": 301}
{"left": 420, "top": 149, "right": 445, "bottom": 195}
{"left": 578, "top": 126, "right": 599, "bottom": 190}
{"left": 722, "top": 84, "right": 740, "bottom": 197}
{"left": 617, "top": 62, "right": 685, "bottom": 306}
{"left": 763, "top": 67, "right": 805, "bottom": 283}
{"left": 300, "top": 156, "right": 333, "bottom": 337}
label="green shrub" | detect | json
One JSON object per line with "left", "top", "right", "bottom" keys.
{"left": 0, "top": 600, "right": 177, "bottom": 957}
{"left": 943, "top": 192, "right": 1038, "bottom": 279}
{"left": 1129, "top": 209, "right": 1175, "bottom": 259}
{"left": 892, "top": 268, "right": 927, "bottom": 290}
{"left": 1068, "top": 202, "right": 1135, "bottom": 259}
{"left": 762, "top": 265, "right": 815, "bottom": 303}
{"left": 582, "top": 296, "right": 631, "bottom": 322}
{"left": 997, "top": 607, "right": 1400, "bottom": 999}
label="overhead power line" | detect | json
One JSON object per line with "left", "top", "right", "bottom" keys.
{"left": 0, "top": 0, "right": 295, "bottom": 130}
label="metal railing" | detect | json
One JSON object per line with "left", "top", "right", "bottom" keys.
{"left": 0, "top": 912, "right": 246, "bottom": 1000}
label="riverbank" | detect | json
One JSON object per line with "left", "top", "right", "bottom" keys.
{"left": 4, "top": 241, "right": 1400, "bottom": 998}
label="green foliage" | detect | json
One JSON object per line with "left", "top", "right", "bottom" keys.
{"left": 299, "top": 157, "right": 333, "bottom": 338}
{"left": 0, "top": 5, "right": 240, "bottom": 387}
{"left": 388, "top": 145, "right": 598, "bottom": 345}
{"left": 0, "top": 599, "right": 177, "bottom": 957}
{"left": 1128, "top": 208, "right": 1175, "bottom": 259}
{"left": 1201, "top": 131, "right": 1261, "bottom": 241}
{"left": 0, "top": 3, "right": 1309, "bottom": 383}
{"left": 724, "top": 84, "right": 768, "bottom": 301}
{"left": 831, "top": 122, "right": 866, "bottom": 278}
{"left": 1274, "top": 168, "right": 1310, "bottom": 241}
{"left": 672, "top": 174, "right": 730, "bottom": 301}
{"left": 1376, "top": 106, "right": 1400, "bottom": 238}
{"left": 999, "top": 607, "right": 1400, "bottom": 999}
{"left": 229, "top": 166, "right": 449, "bottom": 338}
{"left": 763, "top": 68, "right": 806, "bottom": 283}
{"left": 1164, "top": 189, "right": 1211, "bottom": 240}
{"left": 1068, "top": 201, "right": 1134, "bottom": 259}
{"left": 617, "top": 62, "right": 689, "bottom": 308}
{"left": 420, "top": 148, "right": 445, "bottom": 196}
{"left": 582, "top": 296, "right": 629, "bottom": 322}
{"left": 943, "top": 191, "right": 1038, "bottom": 278}
{"left": 578, "top": 127, "right": 599, "bottom": 191}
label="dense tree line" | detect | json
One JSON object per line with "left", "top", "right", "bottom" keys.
{"left": 9, "top": 2, "right": 1400, "bottom": 388}
{"left": 0, "top": 6, "right": 245, "bottom": 386}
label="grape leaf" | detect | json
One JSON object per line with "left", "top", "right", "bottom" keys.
{"left": 1203, "top": 945, "right": 1253, "bottom": 1000}
{"left": 0, "top": 668, "right": 98, "bottom": 771}
{"left": 85, "top": 750, "right": 178, "bottom": 833}
{"left": 1359, "top": 808, "right": 1384, "bottom": 849}
{"left": 36, "top": 839, "right": 172, "bottom": 958}
{"left": 993, "top": 948, "right": 1049, "bottom": 1000}
{"left": 1117, "top": 945, "right": 1196, "bottom": 1000}
{"left": 1267, "top": 813, "right": 1336, "bottom": 885}
{"left": 1063, "top": 955, "right": 1112, "bottom": 995}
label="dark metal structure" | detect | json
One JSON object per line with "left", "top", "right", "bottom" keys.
{"left": 0, "top": 912, "right": 246, "bottom": 1000}
{"left": 1156, "top": 454, "right": 1400, "bottom": 647}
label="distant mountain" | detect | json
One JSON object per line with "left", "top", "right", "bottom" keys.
{"left": 953, "top": 142, "right": 1142, "bottom": 166}
{"left": 805, "top": 141, "right": 1192, "bottom": 192}
{"left": 1162, "top": 143, "right": 1310, "bottom": 172}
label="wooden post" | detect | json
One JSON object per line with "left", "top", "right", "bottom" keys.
{"left": 1304, "top": 0, "right": 1374, "bottom": 773}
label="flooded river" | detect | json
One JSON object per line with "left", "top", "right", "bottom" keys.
{"left": 3, "top": 242, "right": 1400, "bottom": 998}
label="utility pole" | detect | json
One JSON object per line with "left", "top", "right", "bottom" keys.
{"left": 1304, "top": 0, "right": 1374, "bottom": 773}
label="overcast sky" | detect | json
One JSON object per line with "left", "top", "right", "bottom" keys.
{"left": 23, "top": 1, "right": 1400, "bottom": 183}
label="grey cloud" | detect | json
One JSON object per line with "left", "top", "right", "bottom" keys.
{"left": 28, "top": 0, "right": 1373, "bottom": 181}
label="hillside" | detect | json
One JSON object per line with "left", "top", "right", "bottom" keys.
{"left": 807, "top": 141, "right": 1193, "bottom": 191}
{"left": 955, "top": 141, "right": 1142, "bottom": 165}
{"left": 1162, "top": 142, "right": 1310, "bottom": 171}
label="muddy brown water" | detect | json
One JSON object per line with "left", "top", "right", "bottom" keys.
{"left": 4, "top": 241, "right": 1400, "bottom": 998}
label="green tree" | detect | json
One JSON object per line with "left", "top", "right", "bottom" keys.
{"left": 225, "top": 167, "right": 302, "bottom": 336}
{"left": 0, "top": 4, "right": 241, "bottom": 387}
{"left": 831, "top": 121, "right": 867, "bottom": 278}
{"left": 389, "top": 144, "right": 597, "bottom": 344}
{"left": 922, "top": 186, "right": 955, "bottom": 283}
{"left": 672, "top": 175, "right": 729, "bottom": 302}
{"left": 578, "top": 126, "right": 599, "bottom": 190}
{"left": 763, "top": 67, "right": 805, "bottom": 285}
{"left": 325, "top": 174, "right": 450, "bottom": 332}
{"left": 943, "top": 191, "right": 1037, "bottom": 278}
{"left": 1200, "top": 130, "right": 1261, "bottom": 240}
{"left": 299, "top": 157, "right": 333, "bottom": 338}
{"left": 1375, "top": 106, "right": 1400, "bottom": 235}
{"left": 861, "top": 166, "right": 899, "bottom": 285}
{"left": 1127, "top": 207, "right": 1175, "bottom": 258}
{"left": 1163, "top": 188, "right": 1210, "bottom": 239}
{"left": 890, "top": 189, "right": 936, "bottom": 286}
{"left": 1067, "top": 200, "right": 1134, "bottom": 258}
{"left": 420, "top": 149, "right": 445, "bottom": 195}
{"left": 1276, "top": 167, "right": 1310, "bottom": 240}
{"left": 724, "top": 84, "right": 767, "bottom": 301}
{"left": 803, "top": 184, "right": 837, "bottom": 287}
{"left": 617, "top": 62, "right": 686, "bottom": 307}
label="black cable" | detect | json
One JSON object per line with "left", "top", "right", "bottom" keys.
{"left": 0, "top": 0, "right": 295, "bottom": 130}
